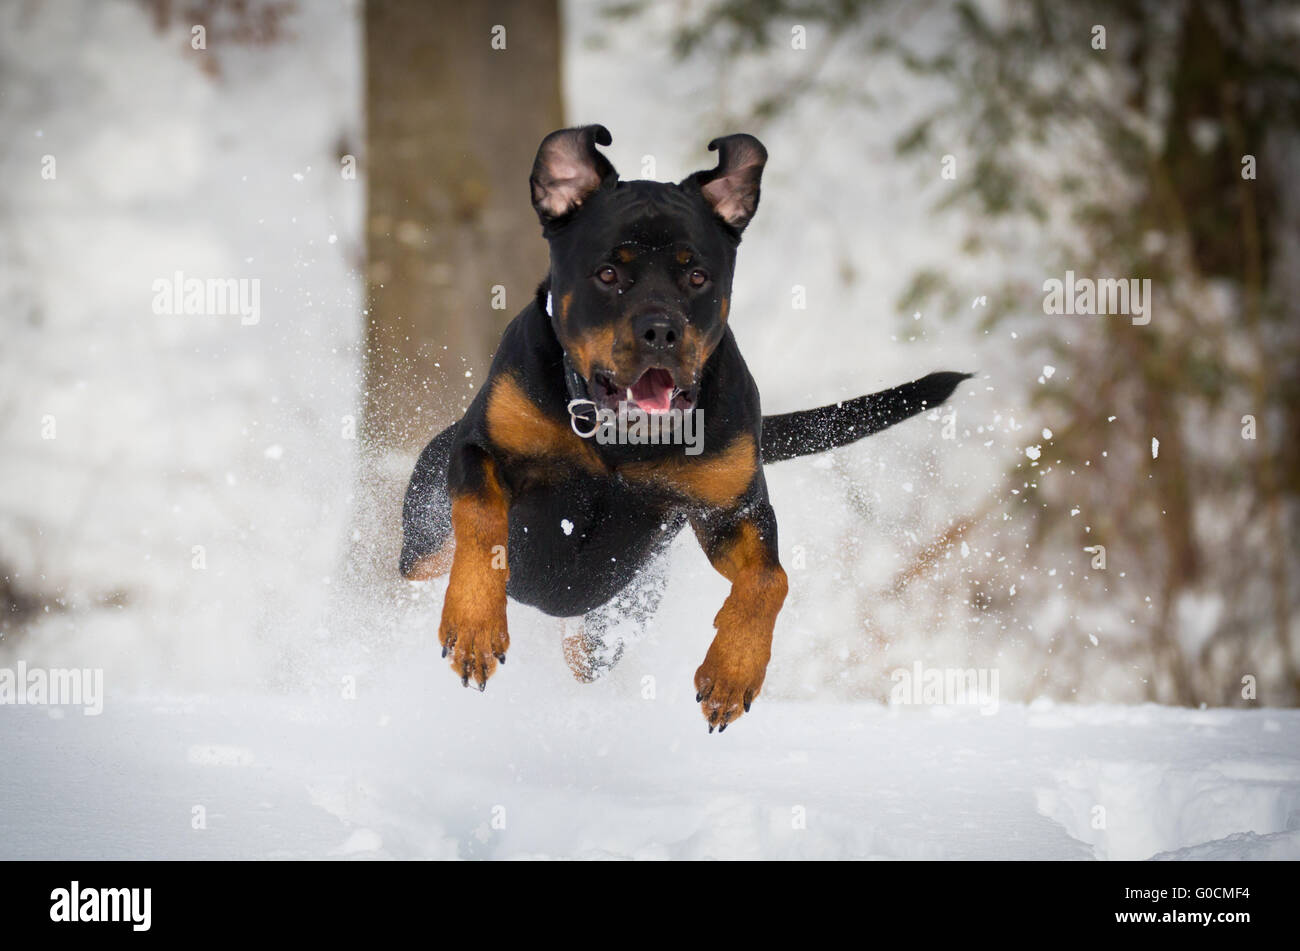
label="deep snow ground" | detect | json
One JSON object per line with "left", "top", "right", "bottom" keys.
{"left": 3, "top": 657, "right": 1297, "bottom": 860}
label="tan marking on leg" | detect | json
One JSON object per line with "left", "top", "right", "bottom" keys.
{"left": 402, "top": 535, "right": 455, "bottom": 580}
{"left": 440, "top": 458, "right": 510, "bottom": 688}
{"left": 561, "top": 619, "right": 599, "bottom": 684}
{"left": 693, "top": 520, "right": 788, "bottom": 731}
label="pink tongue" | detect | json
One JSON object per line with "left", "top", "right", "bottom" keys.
{"left": 629, "top": 368, "right": 675, "bottom": 413}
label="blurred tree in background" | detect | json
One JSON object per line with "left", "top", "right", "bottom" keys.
{"left": 364, "top": 0, "right": 562, "bottom": 454}
{"left": 651, "top": 0, "right": 1300, "bottom": 704}
{"left": 352, "top": 0, "right": 563, "bottom": 589}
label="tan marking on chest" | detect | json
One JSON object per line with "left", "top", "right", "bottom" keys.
{"left": 620, "top": 431, "right": 757, "bottom": 508}
{"left": 486, "top": 374, "right": 604, "bottom": 472}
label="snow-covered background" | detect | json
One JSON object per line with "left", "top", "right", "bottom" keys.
{"left": 0, "top": 0, "right": 364, "bottom": 691}
{"left": 1, "top": 0, "right": 1296, "bottom": 860}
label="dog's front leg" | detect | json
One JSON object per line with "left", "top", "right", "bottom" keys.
{"left": 690, "top": 498, "right": 788, "bottom": 732}
{"left": 439, "top": 445, "right": 510, "bottom": 690}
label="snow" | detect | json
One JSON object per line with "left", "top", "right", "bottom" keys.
{"left": 2, "top": 680, "right": 1296, "bottom": 859}
{"left": 0, "top": 0, "right": 364, "bottom": 691}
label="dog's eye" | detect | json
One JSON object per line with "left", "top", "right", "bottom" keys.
{"left": 689, "top": 269, "right": 709, "bottom": 288}
{"left": 596, "top": 265, "right": 618, "bottom": 285}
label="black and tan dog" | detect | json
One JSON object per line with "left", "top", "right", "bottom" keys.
{"left": 400, "top": 125, "right": 969, "bottom": 732}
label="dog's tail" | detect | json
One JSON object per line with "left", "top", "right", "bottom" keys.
{"left": 760, "top": 371, "right": 973, "bottom": 464}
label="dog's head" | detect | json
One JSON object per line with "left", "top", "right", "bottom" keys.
{"left": 530, "top": 125, "right": 766, "bottom": 415}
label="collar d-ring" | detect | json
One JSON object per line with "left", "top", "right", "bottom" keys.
{"left": 567, "top": 398, "right": 600, "bottom": 438}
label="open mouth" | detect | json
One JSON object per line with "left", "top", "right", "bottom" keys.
{"left": 590, "top": 367, "right": 695, "bottom": 414}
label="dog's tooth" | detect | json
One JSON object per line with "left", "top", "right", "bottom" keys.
{"left": 626, "top": 387, "right": 634, "bottom": 404}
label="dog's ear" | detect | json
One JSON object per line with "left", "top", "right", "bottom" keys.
{"left": 683, "top": 134, "right": 767, "bottom": 233}
{"left": 530, "top": 125, "right": 618, "bottom": 224}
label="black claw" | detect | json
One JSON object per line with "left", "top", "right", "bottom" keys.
{"left": 495, "top": 652, "right": 506, "bottom": 664}
{"left": 695, "top": 692, "right": 702, "bottom": 703}
{"left": 441, "top": 645, "right": 448, "bottom": 659}
{"left": 708, "top": 724, "right": 715, "bottom": 734}
{"left": 718, "top": 723, "right": 727, "bottom": 733}
{"left": 478, "top": 680, "right": 487, "bottom": 693}
{"left": 743, "top": 699, "right": 751, "bottom": 713}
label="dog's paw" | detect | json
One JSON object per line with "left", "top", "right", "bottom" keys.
{"left": 693, "top": 643, "right": 768, "bottom": 733}
{"left": 561, "top": 618, "right": 627, "bottom": 684}
{"left": 439, "top": 598, "right": 508, "bottom": 691}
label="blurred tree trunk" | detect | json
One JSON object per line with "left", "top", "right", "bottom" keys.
{"left": 351, "top": 0, "right": 562, "bottom": 589}
{"left": 363, "top": 0, "right": 562, "bottom": 453}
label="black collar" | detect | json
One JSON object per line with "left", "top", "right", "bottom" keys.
{"left": 562, "top": 351, "right": 590, "bottom": 405}
{"left": 541, "top": 279, "right": 598, "bottom": 429}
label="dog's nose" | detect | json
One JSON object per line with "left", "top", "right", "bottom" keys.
{"left": 635, "top": 312, "right": 683, "bottom": 352}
